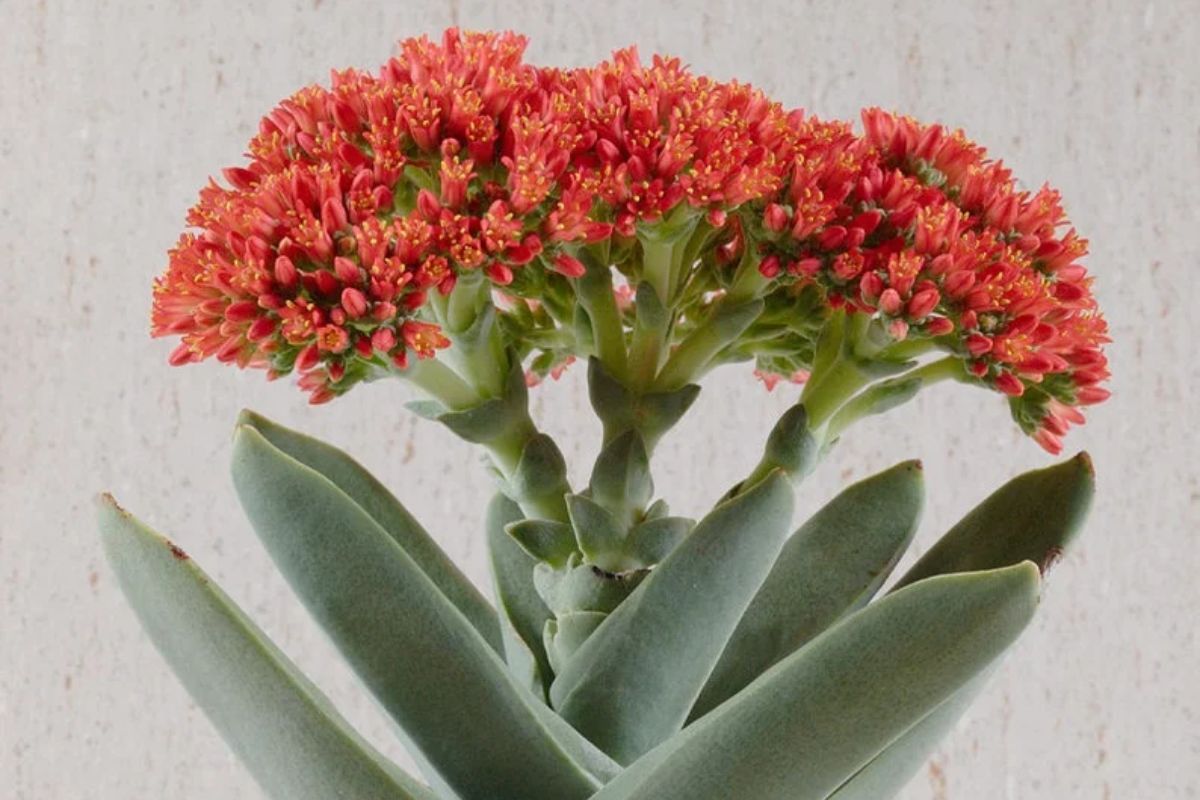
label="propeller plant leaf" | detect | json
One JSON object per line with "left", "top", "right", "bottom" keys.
{"left": 826, "top": 670, "right": 995, "bottom": 799}
{"left": 97, "top": 496, "right": 437, "bottom": 800}
{"left": 591, "top": 563, "right": 1041, "bottom": 800}
{"left": 231, "top": 426, "right": 617, "bottom": 800}
{"left": 893, "top": 452, "right": 1094, "bottom": 589}
{"left": 692, "top": 460, "right": 924, "bottom": 719}
{"left": 549, "top": 472, "right": 794, "bottom": 764}
{"left": 237, "top": 411, "right": 501, "bottom": 653}
{"left": 485, "top": 494, "right": 556, "bottom": 698}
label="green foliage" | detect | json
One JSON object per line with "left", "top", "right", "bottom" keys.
{"left": 485, "top": 494, "right": 555, "bottom": 698}
{"left": 237, "top": 411, "right": 502, "bottom": 653}
{"left": 230, "top": 424, "right": 615, "bottom": 799}
{"left": 893, "top": 451, "right": 1094, "bottom": 589}
{"left": 549, "top": 472, "right": 794, "bottom": 764}
{"left": 591, "top": 564, "right": 1041, "bottom": 800}
{"left": 97, "top": 497, "right": 438, "bottom": 800}
{"left": 692, "top": 460, "right": 924, "bottom": 720}
{"left": 101, "top": 409, "right": 1095, "bottom": 800}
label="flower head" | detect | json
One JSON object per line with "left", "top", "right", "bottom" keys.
{"left": 152, "top": 31, "right": 1108, "bottom": 450}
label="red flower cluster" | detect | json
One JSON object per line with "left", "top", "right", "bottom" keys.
{"left": 152, "top": 29, "right": 1108, "bottom": 448}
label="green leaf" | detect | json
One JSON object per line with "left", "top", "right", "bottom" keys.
{"left": 566, "top": 494, "right": 627, "bottom": 572}
{"left": 625, "top": 516, "right": 694, "bottom": 567}
{"left": 589, "top": 430, "right": 653, "bottom": 526}
{"left": 586, "top": 358, "right": 701, "bottom": 449}
{"left": 533, "top": 557, "right": 647, "bottom": 616}
{"left": 418, "top": 356, "right": 531, "bottom": 445}
{"left": 592, "top": 563, "right": 1041, "bottom": 800}
{"left": 505, "top": 518, "right": 577, "bottom": 567}
{"left": 231, "top": 427, "right": 616, "bottom": 800}
{"left": 549, "top": 472, "right": 794, "bottom": 764}
{"left": 237, "top": 411, "right": 501, "bottom": 654}
{"left": 893, "top": 452, "right": 1094, "bottom": 590}
{"left": 97, "top": 496, "right": 436, "bottom": 800}
{"left": 827, "top": 670, "right": 995, "bottom": 799}
{"left": 543, "top": 611, "right": 608, "bottom": 674}
{"left": 507, "top": 433, "right": 571, "bottom": 507}
{"left": 485, "top": 494, "right": 555, "bottom": 699}
{"left": 691, "top": 460, "right": 924, "bottom": 720}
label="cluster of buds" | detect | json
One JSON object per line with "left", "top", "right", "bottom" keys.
{"left": 152, "top": 28, "right": 1108, "bottom": 450}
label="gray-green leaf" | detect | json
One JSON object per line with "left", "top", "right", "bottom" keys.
{"left": 237, "top": 410, "right": 501, "bottom": 652}
{"left": 893, "top": 452, "right": 1094, "bottom": 590}
{"left": 231, "top": 426, "right": 616, "bottom": 800}
{"left": 97, "top": 496, "right": 436, "bottom": 800}
{"left": 691, "top": 460, "right": 923, "bottom": 720}
{"left": 827, "top": 670, "right": 995, "bottom": 799}
{"left": 550, "top": 472, "right": 794, "bottom": 764}
{"left": 486, "top": 494, "right": 555, "bottom": 698}
{"left": 592, "top": 563, "right": 1040, "bottom": 800}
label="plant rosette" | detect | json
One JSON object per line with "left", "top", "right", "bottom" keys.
{"left": 104, "top": 28, "right": 1109, "bottom": 800}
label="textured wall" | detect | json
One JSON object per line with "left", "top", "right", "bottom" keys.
{"left": 2, "top": 0, "right": 1197, "bottom": 797}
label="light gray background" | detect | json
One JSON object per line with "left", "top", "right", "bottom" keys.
{"left": 2, "top": 1, "right": 1197, "bottom": 797}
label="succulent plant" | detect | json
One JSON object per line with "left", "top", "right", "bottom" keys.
{"left": 105, "top": 28, "right": 1109, "bottom": 799}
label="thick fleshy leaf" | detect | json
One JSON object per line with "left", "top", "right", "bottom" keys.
{"left": 588, "top": 430, "right": 653, "bottom": 527}
{"left": 231, "top": 427, "right": 616, "bottom": 800}
{"left": 592, "top": 563, "right": 1040, "bottom": 800}
{"left": 97, "top": 496, "right": 436, "bottom": 800}
{"left": 533, "top": 557, "right": 647, "bottom": 615}
{"left": 544, "top": 611, "right": 608, "bottom": 674}
{"left": 625, "top": 516, "right": 693, "bottom": 566}
{"left": 237, "top": 411, "right": 501, "bottom": 653}
{"left": 691, "top": 460, "right": 924, "bottom": 720}
{"left": 550, "top": 472, "right": 794, "bottom": 764}
{"left": 505, "top": 518, "right": 577, "bottom": 567}
{"left": 893, "top": 452, "right": 1094, "bottom": 590}
{"left": 586, "top": 357, "right": 701, "bottom": 449}
{"left": 827, "top": 671, "right": 994, "bottom": 799}
{"left": 566, "top": 493, "right": 627, "bottom": 571}
{"left": 485, "top": 494, "right": 555, "bottom": 698}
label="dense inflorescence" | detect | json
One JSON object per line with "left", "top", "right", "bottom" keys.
{"left": 152, "top": 28, "right": 1109, "bottom": 450}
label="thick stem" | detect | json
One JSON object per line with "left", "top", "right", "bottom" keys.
{"left": 799, "top": 358, "right": 871, "bottom": 429}
{"left": 628, "top": 282, "right": 672, "bottom": 389}
{"left": 823, "top": 356, "right": 966, "bottom": 441}
{"left": 575, "top": 252, "right": 629, "bottom": 382}
{"left": 400, "top": 358, "right": 484, "bottom": 410}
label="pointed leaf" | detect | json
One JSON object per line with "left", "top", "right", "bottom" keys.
{"left": 544, "top": 611, "right": 608, "bottom": 674}
{"left": 566, "top": 494, "right": 627, "bottom": 571}
{"left": 231, "top": 427, "right": 615, "bottom": 800}
{"left": 238, "top": 411, "right": 501, "bottom": 653}
{"left": 550, "top": 472, "right": 794, "bottom": 764}
{"left": 625, "top": 516, "right": 693, "bottom": 566}
{"left": 507, "top": 433, "right": 570, "bottom": 507}
{"left": 97, "top": 496, "right": 436, "bottom": 800}
{"left": 505, "top": 518, "right": 577, "bottom": 567}
{"left": 486, "top": 494, "right": 555, "bottom": 698}
{"left": 893, "top": 452, "right": 1094, "bottom": 590}
{"left": 827, "top": 670, "right": 995, "bottom": 799}
{"left": 692, "top": 460, "right": 923, "bottom": 719}
{"left": 593, "top": 563, "right": 1041, "bottom": 800}
{"left": 533, "top": 558, "right": 647, "bottom": 615}
{"left": 589, "top": 430, "right": 653, "bottom": 525}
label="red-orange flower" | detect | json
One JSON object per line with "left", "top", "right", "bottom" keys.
{"left": 152, "top": 30, "right": 1108, "bottom": 450}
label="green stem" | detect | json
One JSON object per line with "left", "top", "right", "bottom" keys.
{"left": 641, "top": 238, "right": 675, "bottom": 309}
{"left": 628, "top": 282, "right": 672, "bottom": 388}
{"left": 575, "top": 252, "right": 629, "bottom": 382}
{"left": 798, "top": 358, "right": 871, "bottom": 429}
{"left": 400, "top": 358, "right": 483, "bottom": 410}
{"left": 653, "top": 297, "right": 765, "bottom": 392}
{"left": 824, "top": 356, "right": 965, "bottom": 441}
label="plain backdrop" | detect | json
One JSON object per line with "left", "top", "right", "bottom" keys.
{"left": 2, "top": 1, "right": 1197, "bottom": 797}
